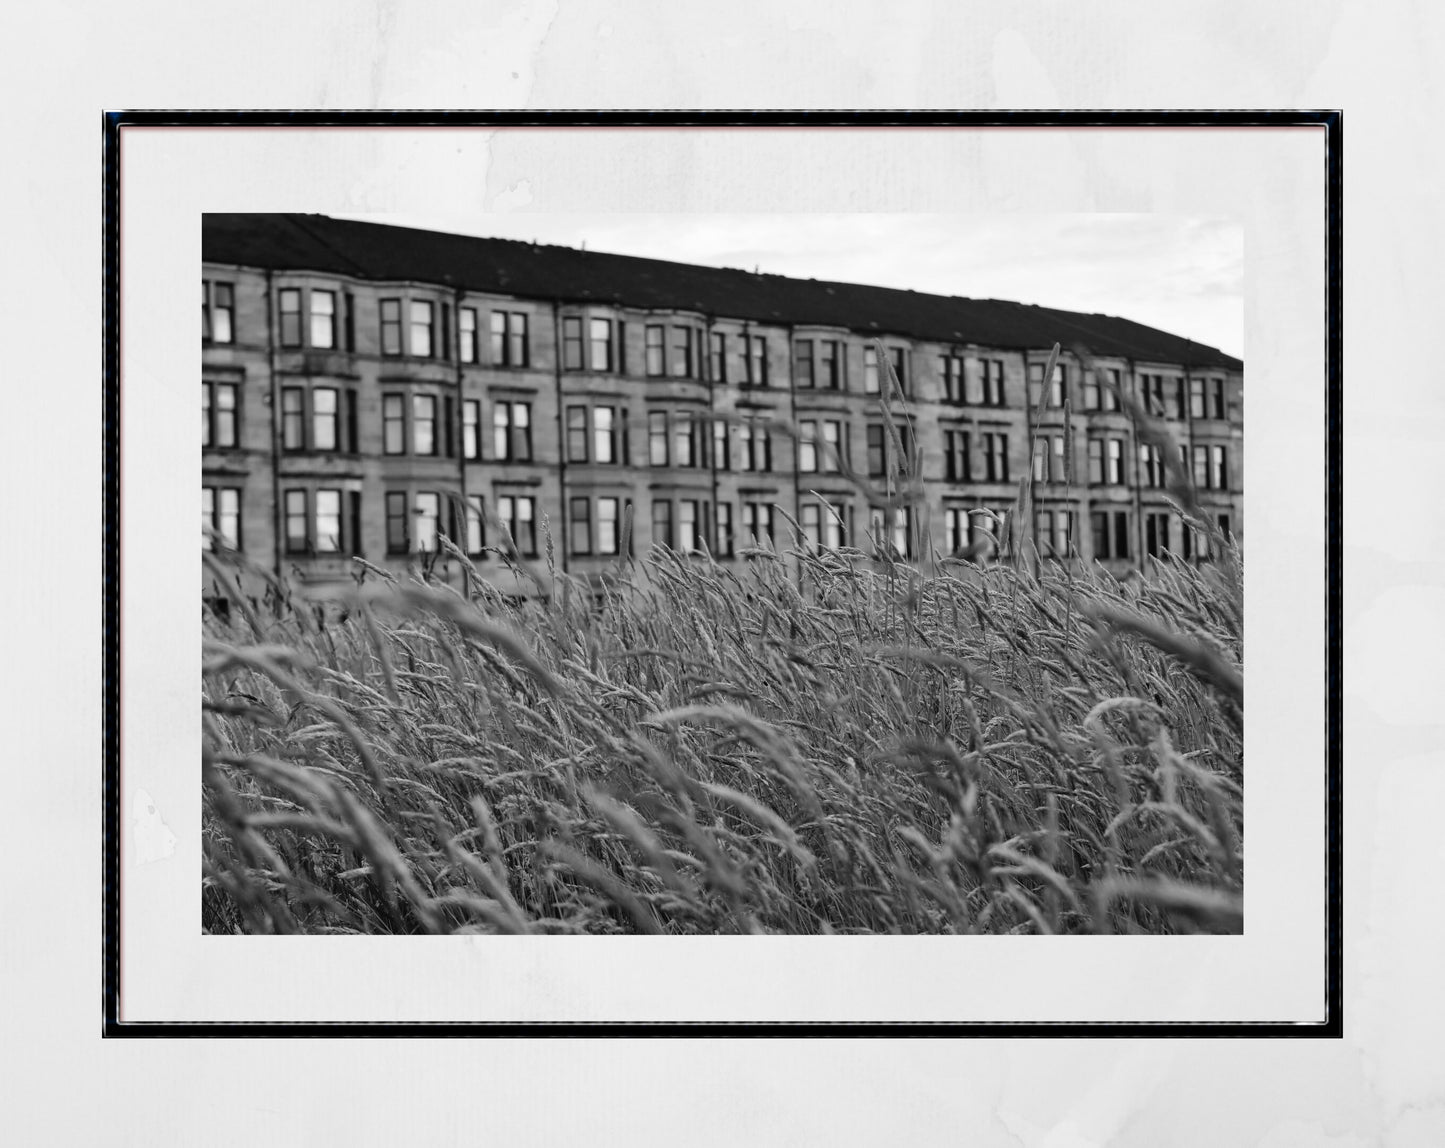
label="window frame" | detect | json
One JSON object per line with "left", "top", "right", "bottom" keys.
{"left": 569, "top": 496, "right": 593, "bottom": 556}
{"left": 202, "top": 281, "right": 235, "bottom": 345}
{"left": 798, "top": 419, "right": 818, "bottom": 473}
{"left": 201, "top": 485, "right": 242, "bottom": 551}
{"left": 462, "top": 399, "right": 481, "bottom": 460}
{"left": 566, "top": 404, "right": 588, "bottom": 463}
{"left": 597, "top": 497, "right": 621, "bottom": 556}
{"left": 310, "top": 290, "right": 336, "bottom": 350}
{"left": 312, "top": 386, "right": 339, "bottom": 453}
{"left": 278, "top": 287, "right": 303, "bottom": 348}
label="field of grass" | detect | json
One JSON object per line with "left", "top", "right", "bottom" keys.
{"left": 202, "top": 344, "right": 1243, "bottom": 936}
{"left": 202, "top": 531, "right": 1242, "bottom": 936}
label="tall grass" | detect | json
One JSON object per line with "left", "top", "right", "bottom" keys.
{"left": 202, "top": 532, "right": 1243, "bottom": 936}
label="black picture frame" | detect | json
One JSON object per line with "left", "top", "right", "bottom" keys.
{"left": 103, "top": 108, "right": 1342, "bottom": 1037}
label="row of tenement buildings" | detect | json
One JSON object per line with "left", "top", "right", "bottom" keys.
{"left": 202, "top": 214, "right": 1243, "bottom": 597}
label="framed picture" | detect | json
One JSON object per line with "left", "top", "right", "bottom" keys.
{"left": 104, "top": 110, "right": 1339, "bottom": 1033}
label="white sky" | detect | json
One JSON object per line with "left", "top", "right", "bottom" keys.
{"left": 336, "top": 213, "right": 1244, "bottom": 360}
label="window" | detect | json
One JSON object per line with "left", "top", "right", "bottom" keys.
{"left": 1036, "top": 509, "right": 1073, "bottom": 558}
{"left": 827, "top": 502, "right": 852, "bottom": 552}
{"left": 201, "top": 487, "right": 240, "bottom": 551}
{"left": 799, "top": 420, "right": 818, "bottom": 473}
{"left": 800, "top": 503, "right": 821, "bottom": 551}
{"left": 740, "top": 423, "right": 770, "bottom": 472}
{"left": 311, "top": 291, "right": 336, "bottom": 349}
{"left": 202, "top": 381, "right": 238, "bottom": 449}
{"left": 1211, "top": 444, "right": 1228, "bottom": 490}
{"left": 380, "top": 299, "right": 402, "bottom": 356}
{"left": 278, "top": 288, "right": 302, "bottom": 347}
{"left": 1192, "top": 444, "right": 1210, "bottom": 489}
{"left": 794, "top": 339, "right": 815, "bottom": 388}
{"left": 598, "top": 497, "right": 620, "bottom": 556}
{"left": 383, "top": 394, "right": 405, "bottom": 455}
{"left": 1139, "top": 443, "right": 1164, "bottom": 488}
{"left": 749, "top": 335, "right": 768, "bottom": 386}
{"left": 981, "top": 359, "right": 1005, "bottom": 406}
{"left": 712, "top": 420, "right": 730, "bottom": 471}
{"left": 570, "top": 496, "right": 592, "bottom": 555}
{"left": 385, "top": 492, "right": 409, "bottom": 554}
{"left": 567, "top": 405, "right": 588, "bottom": 462}
{"left": 715, "top": 502, "right": 733, "bottom": 557}
{"left": 465, "top": 495, "right": 486, "bottom": 555}
{"left": 595, "top": 406, "right": 617, "bottom": 464}
{"left": 281, "top": 387, "right": 305, "bottom": 451}
{"left": 971, "top": 509, "right": 1000, "bottom": 553}
{"left": 945, "top": 429, "right": 971, "bottom": 482}
{"left": 494, "top": 402, "right": 532, "bottom": 462}
{"left": 1091, "top": 510, "right": 1131, "bottom": 560}
{"left": 491, "top": 312, "right": 528, "bottom": 366}
{"left": 1217, "top": 513, "right": 1232, "bottom": 541}
{"left": 1145, "top": 512, "right": 1171, "bottom": 558}
{"left": 1139, "top": 373, "right": 1168, "bottom": 418}
{"left": 284, "top": 489, "right": 308, "bottom": 553}
{"left": 1089, "top": 437, "right": 1124, "bottom": 485}
{"left": 884, "top": 347, "right": 906, "bottom": 394}
{"left": 645, "top": 325, "right": 665, "bottom": 376}
{"left": 944, "top": 507, "right": 968, "bottom": 555}
{"left": 314, "top": 489, "right": 342, "bottom": 553}
{"left": 414, "top": 492, "right": 440, "bottom": 553}
{"left": 408, "top": 301, "right": 434, "bottom": 359}
{"left": 413, "top": 395, "right": 437, "bottom": 456}
{"left": 866, "top": 424, "right": 886, "bottom": 477}
{"left": 203, "top": 282, "right": 234, "bottom": 344}
{"left": 941, "top": 355, "right": 965, "bottom": 404}
{"left": 671, "top": 327, "right": 695, "bottom": 378}
{"left": 463, "top": 400, "right": 481, "bottom": 460}
{"left": 678, "top": 500, "right": 702, "bottom": 552}
{"left": 312, "top": 388, "right": 338, "bottom": 452}
{"left": 649, "top": 411, "right": 669, "bottom": 466}
{"left": 651, "top": 499, "right": 672, "bottom": 548}
{"left": 863, "top": 345, "right": 879, "bottom": 394}
{"left": 1106, "top": 438, "right": 1124, "bottom": 485}
{"left": 1213, "top": 378, "right": 1227, "bottom": 420}
{"left": 497, "top": 495, "right": 536, "bottom": 556}
{"left": 343, "top": 293, "right": 355, "bottom": 352}
{"left": 1032, "top": 434, "right": 1065, "bottom": 483}
{"left": 820, "top": 340, "right": 841, "bottom": 389}
{"left": 1180, "top": 518, "right": 1210, "bottom": 561}
{"left": 888, "top": 507, "right": 912, "bottom": 558}
{"left": 983, "top": 432, "right": 1009, "bottom": 482}
{"left": 1103, "top": 368, "right": 1121, "bottom": 411}
{"left": 710, "top": 332, "right": 727, "bottom": 383}
{"left": 1189, "top": 378, "right": 1206, "bottom": 419}
{"left": 459, "top": 308, "right": 478, "bottom": 363}
{"left": 590, "top": 318, "right": 612, "bottom": 372}
{"left": 1083, "top": 370, "right": 1100, "bottom": 410}
{"left": 562, "top": 317, "right": 584, "bottom": 370}
{"left": 680, "top": 414, "right": 703, "bottom": 468}
{"left": 742, "top": 502, "right": 773, "bottom": 547}
{"left": 822, "top": 420, "right": 843, "bottom": 474}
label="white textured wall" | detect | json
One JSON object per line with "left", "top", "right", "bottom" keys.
{"left": 5, "top": 1, "right": 1438, "bottom": 1144}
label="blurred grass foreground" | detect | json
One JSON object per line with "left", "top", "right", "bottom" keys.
{"left": 202, "top": 519, "right": 1243, "bottom": 937}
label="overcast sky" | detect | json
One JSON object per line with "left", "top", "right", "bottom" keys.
{"left": 337, "top": 213, "right": 1243, "bottom": 360}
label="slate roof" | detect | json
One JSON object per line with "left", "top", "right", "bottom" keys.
{"left": 202, "top": 213, "right": 1243, "bottom": 372}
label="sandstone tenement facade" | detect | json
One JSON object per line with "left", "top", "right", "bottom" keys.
{"left": 202, "top": 214, "right": 1243, "bottom": 599}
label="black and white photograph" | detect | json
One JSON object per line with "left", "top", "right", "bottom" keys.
{"left": 200, "top": 210, "right": 1246, "bottom": 939}
{"left": 26, "top": 0, "right": 1445, "bottom": 1138}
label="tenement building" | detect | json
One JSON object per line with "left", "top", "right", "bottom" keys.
{"left": 202, "top": 214, "right": 1243, "bottom": 598}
